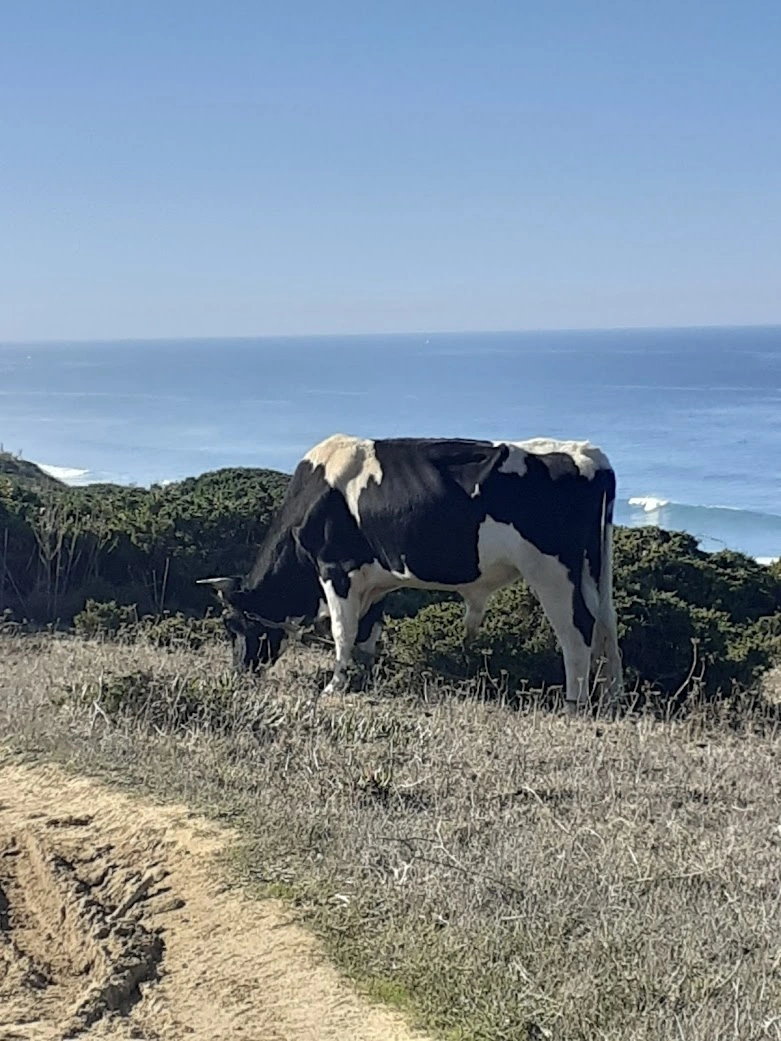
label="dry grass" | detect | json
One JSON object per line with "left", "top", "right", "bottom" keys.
{"left": 2, "top": 631, "right": 781, "bottom": 1041}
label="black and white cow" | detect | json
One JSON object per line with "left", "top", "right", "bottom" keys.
{"left": 199, "top": 433, "right": 623, "bottom": 712}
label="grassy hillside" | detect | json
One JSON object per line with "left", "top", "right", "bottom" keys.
{"left": 2, "top": 633, "right": 780, "bottom": 1040}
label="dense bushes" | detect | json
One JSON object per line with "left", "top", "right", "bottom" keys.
{"left": 386, "top": 583, "right": 562, "bottom": 691}
{"left": 0, "top": 463, "right": 289, "bottom": 622}
{"left": 611, "top": 529, "right": 781, "bottom": 696}
{"left": 72, "top": 598, "right": 225, "bottom": 650}
{"left": 2, "top": 458, "right": 780, "bottom": 702}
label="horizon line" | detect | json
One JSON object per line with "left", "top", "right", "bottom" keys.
{"left": 2, "top": 320, "right": 781, "bottom": 348}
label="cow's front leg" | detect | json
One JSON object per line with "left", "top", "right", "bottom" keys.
{"left": 321, "top": 572, "right": 361, "bottom": 695}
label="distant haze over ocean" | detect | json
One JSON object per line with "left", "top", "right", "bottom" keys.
{"left": 2, "top": 326, "right": 779, "bottom": 562}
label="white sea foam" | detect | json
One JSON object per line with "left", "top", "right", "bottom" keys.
{"left": 36, "top": 462, "right": 91, "bottom": 484}
{"left": 628, "top": 496, "right": 671, "bottom": 513}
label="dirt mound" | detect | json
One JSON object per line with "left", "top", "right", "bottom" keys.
{"left": 0, "top": 761, "right": 426, "bottom": 1041}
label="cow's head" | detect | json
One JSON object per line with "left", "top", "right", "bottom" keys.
{"left": 197, "top": 575, "right": 294, "bottom": 671}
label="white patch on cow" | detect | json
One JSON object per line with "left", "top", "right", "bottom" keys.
{"left": 390, "top": 557, "right": 415, "bottom": 582}
{"left": 495, "top": 438, "right": 610, "bottom": 481}
{"left": 352, "top": 559, "right": 415, "bottom": 604}
{"left": 590, "top": 528, "right": 622, "bottom": 701}
{"left": 495, "top": 443, "right": 528, "bottom": 477}
{"left": 474, "top": 517, "right": 592, "bottom": 707}
{"left": 304, "top": 433, "right": 383, "bottom": 522}
{"left": 320, "top": 578, "right": 362, "bottom": 694}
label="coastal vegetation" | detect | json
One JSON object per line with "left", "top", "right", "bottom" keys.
{"left": 2, "top": 452, "right": 781, "bottom": 1039}
{"left": 1, "top": 455, "right": 781, "bottom": 707}
{"left": 1, "top": 453, "right": 779, "bottom": 708}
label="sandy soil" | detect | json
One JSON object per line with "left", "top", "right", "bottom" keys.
{"left": 0, "top": 760, "right": 426, "bottom": 1041}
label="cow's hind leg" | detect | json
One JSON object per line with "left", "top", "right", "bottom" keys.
{"left": 321, "top": 575, "right": 361, "bottom": 695}
{"left": 351, "top": 600, "right": 385, "bottom": 691}
{"left": 591, "top": 606, "right": 622, "bottom": 703}
{"left": 590, "top": 540, "right": 623, "bottom": 703}
{"left": 462, "top": 587, "right": 491, "bottom": 640}
{"left": 527, "top": 555, "right": 596, "bottom": 713}
{"left": 355, "top": 600, "right": 384, "bottom": 665}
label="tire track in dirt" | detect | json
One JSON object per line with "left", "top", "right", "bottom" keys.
{"left": 0, "top": 760, "right": 427, "bottom": 1041}
{"left": 0, "top": 823, "right": 163, "bottom": 1039}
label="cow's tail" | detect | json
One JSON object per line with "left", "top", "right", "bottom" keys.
{"left": 591, "top": 465, "right": 623, "bottom": 699}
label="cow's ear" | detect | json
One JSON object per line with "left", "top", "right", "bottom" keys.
{"left": 197, "top": 576, "right": 242, "bottom": 601}
{"left": 435, "top": 443, "right": 509, "bottom": 496}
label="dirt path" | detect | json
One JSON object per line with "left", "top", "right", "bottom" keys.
{"left": 0, "top": 760, "right": 427, "bottom": 1041}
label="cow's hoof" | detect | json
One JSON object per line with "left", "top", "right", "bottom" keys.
{"left": 323, "top": 676, "right": 346, "bottom": 696}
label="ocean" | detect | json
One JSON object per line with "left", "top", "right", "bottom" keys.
{"left": 1, "top": 326, "right": 779, "bottom": 562}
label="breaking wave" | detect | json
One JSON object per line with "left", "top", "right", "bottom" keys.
{"left": 36, "top": 462, "right": 92, "bottom": 484}
{"left": 32, "top": 462, "right": 127, "bottom": 486}
{"left": 619, "top": 497, "right": 781, "bottom": 562}
{"left": 628, "top": 496, "right": 671, "bottom": 513}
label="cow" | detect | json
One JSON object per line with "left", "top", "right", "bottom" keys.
{"left": 199, "top": 433, "right": 623, "bottom": 713}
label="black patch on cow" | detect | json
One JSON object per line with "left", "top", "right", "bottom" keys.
{"left": 421, "top": 439, "right": 509, "bottom": 496}
{"left": 584, "top": 467, "right": 616, "bottom": 600}
{"left": 294, "top": 486, "right": 375, "bottom": 580}
{"left": 352, "top": 439, "right": 504, "bottom": 584}
{"left": 571, "top": 587, "right": 595, "bottom": 646}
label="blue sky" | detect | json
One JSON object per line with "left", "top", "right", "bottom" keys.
{"left": 2, "top": 1, "right": 780, "bottom": 340}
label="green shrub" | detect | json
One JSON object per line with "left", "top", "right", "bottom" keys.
{"left": 73, "top": 600, "right": 226, "bottom": 650}
{"left": 136, "top": 611, "right": 226, "bottom": 650}
{"left": 385, "top": 584, "right": 561, "bottom": 697}
{"left": 73, "top": 599, "right": 138, "bottom": 638}
{"left": 0, "top": 607, "right": 20, "bottom": 635}
{"left": 61, "top": 668, "right": 246, "bottom": 729}
{"left": 613, "top": 528, "right": 781, "bottom": 622}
